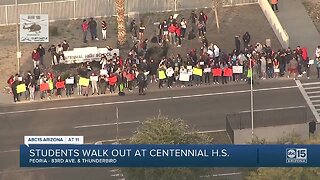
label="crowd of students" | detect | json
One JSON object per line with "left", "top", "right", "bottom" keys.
{"left": 6, "top": 10, "right": 320, "bottom": 103}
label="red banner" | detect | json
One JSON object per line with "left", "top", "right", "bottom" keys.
{"left": 224, "top": 68, "right": 233, "bottom": 77}
{"left": 40, "top": 83, "right": 50, "bottom": 91}
{"left": 108, "top": 76, "right": 118, "bottom": 85}
{"left": 56, "top": 81, "right": 65, "bottom": 89}
{"left": 212, "top": 68, "right": 222, "bottom": 77}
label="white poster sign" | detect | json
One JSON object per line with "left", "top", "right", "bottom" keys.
{"left": 20, "top": 14, "right": 49, "bottom": 42}
{"left": 232, "top": 66, "right": 243, "bottom": 74}
{"left": 179, "top": 73, "right": 190, "bottom": 82}
{"left": 62, "top": 47, "right": 120, "bottom": 64}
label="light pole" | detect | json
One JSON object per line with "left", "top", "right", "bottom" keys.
{"left": 250, "top": 59, "right": 254, "bottom": 142}
{"left": 15, "top": 0, "right": 21, "bottom": 73}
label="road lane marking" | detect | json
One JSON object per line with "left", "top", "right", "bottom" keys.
{"left": 201, "top": 172, "right": 242, "bottom": 177}
{"left": 0, "top": 85, "right": 297, "bottom": 116}
{"left": 240, "top": 106, "right": 306, "bottom": 113}
{"left": 301, "top": 82, "right": 320, "bottom": 86}
{"left": 296, "top": 80, "right": 320, "bottom": 122}
{"left": 74, "top": 121, "right": 140, "bottom": 129}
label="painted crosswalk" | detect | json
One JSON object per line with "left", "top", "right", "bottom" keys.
{"left": 298, "top": 80, "right": 320, "bottom": 121}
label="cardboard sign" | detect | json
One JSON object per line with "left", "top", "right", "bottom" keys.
{"left": 224, "top": 68, "right": 233, "bottom": 77}
{"left": 40, "top": 83, "right": 50, "bottom": 91}
{"left": 309, "top": 60, "right": 315, "bottom": 65}
{"left": 90, "top": 76, "right": 99, "bottom": 82}
{"left": 49, "top": 82, "right": 54, "bottom": 90}
{"left": 179, "top": 73, "right": 190, "bottom": 82}
{"left": 193, "top": 68, "right": 203, "bottom": 76}
{"left": 247, "top": 69, "right": 252, "bottom": 78}
{"left": 66, "top": 78, "right": 74, "bottom": 85}
{"left": 159, "top": 70, "right": 166, "bottom": 80}
{"left": 108, "top": 76, "right": 118, "bottom": 85}
{"left": 79, "top": 77, "right": 90, "bottom": 87}
{"left": 204, "top": 67, "right": 211, "bottom": 73}
{"left": 274, "top": 68, "right": 280, "bottom": 73}
{"left": 232, "top": 66, "right": 243, "bottom": 74}
{"left": 100, "top": 69, "right": 108, "bottom": 75}
{"left": 56, "top": 81, "right": 65, "bottom": 89}
{"left": 16, "top": 84, "right": 26, "bottom": 93}
{"left": 212, "top": 68, "right": 222, "bottom": 76}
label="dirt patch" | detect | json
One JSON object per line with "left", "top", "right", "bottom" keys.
{"left": 303, "top": 0, "right": 320, "bottom": 32}
{"left": 0, "top": 4, "right": 281, "bottom": 92}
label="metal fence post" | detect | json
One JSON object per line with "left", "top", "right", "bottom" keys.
{"left": 73, "top": 0, "right": 76, "bottom": 19}
{"left": 5, "top": 5, "right": 8, "bottom": 25}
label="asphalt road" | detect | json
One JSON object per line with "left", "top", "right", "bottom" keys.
{"left": 0, "top": 80, "right": 313, "bottom": 180}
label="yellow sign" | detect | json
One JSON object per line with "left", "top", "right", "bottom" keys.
{"left": 247, "top": 69, "right": 252, "bottom": 78}
{"left": 16, "top": 84, "right": 26, "bottom": 93}
{"left": 79, "top": 77, "right": 90, "bottom": 87}
{"left": 49, "top": 82, "right": 54, "bottom": 90}
{"left": 193, "top": 68, "right": 203, "bottom": 76}
{"left": 159, "top": 70, "right": 166, "bottom": 80}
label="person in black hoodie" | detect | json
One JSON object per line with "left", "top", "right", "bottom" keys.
{"left": 136, "top": 70, "right": 146, "bottom": 95}
{"left": 37, "top": 44, "right": 45, "bottom": 67}
{"left": 33, "top": 65, "right": 41, "bottom": 83}
{"left": 12, "top": 76, "right": 20, "bottom": 102}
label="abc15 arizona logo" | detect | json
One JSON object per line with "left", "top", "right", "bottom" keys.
{"left": 286, "top": 148, "right": 307, "bottom": 163}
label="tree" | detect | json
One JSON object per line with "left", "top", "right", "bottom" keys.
{"left": 245, "top": 133, "right": 320, "bottom": 179}
{"left": 122, "top": 116, "right": 214, "bottom": 180}
{"left": 212, "top": 0, "right": 224, "bottom": 33}
{"left": 116, "top": 0, "right": 127, "bottom": 46}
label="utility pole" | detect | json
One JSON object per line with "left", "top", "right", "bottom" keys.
{"left": 116, "top": 107, "right": 119, "bottom": 144}
{"left": 250, "top": 60, "right": 254, "bottom": 142}
{"left": 15, "top": 0, "right": 21, "bottom": 73}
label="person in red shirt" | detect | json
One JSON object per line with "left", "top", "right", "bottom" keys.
{"left": 81, "top": 19, "right": 88, "bottom": 43}
{"left": 32, "top": 49, "right": 40, "bottom": 68}
{"left": 175, "top": 25, "right": 181, "bottom": 47}
{"left": 168, "top": 23, "right": 176, "bottom": 45}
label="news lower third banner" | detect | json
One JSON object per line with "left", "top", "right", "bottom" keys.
{"left": 20, "top": 144, "right": 320, "bottom": 167}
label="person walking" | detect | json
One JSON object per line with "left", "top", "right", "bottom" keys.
{"left": 31, "top": 49, "right": 40, "bottom": 68}
{"left": 88, "top": 17, "right": 98, "bottom": 41}
{"left": 36, "top": 44, "right": 45, "bottom": 67}
{"left": 81, "top": 19, "right": 88, "bottom": 43}
{"left": 271, "top": 0, "right": 279, "bottom": 12}
{"left": 166, "top": 66, "right": 174, "bottom": 88}
{"left": 242, "top": 32, "right": 251, "bottom": 48}
{"left": 101, "top": 20, "right": 107, "bottom": 40}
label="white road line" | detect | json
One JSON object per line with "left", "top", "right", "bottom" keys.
{"left": 304, "top": 86, "right": 320, "bottom": 90}
{"left": 240, "top": 105, "right": 306, "bottom": 113}
{"left": 0, "top": 86, "right": 297, "bottom": 116}
{"left": 306, "top": 91, "right": 320, "bottom": 94}
{"left": 74, "top": 121, "right": 140, "bottom": 129}
{"left": 0, "top": 149, "right": 19, "bottom": 153}
{"left": 186, "top": 129, "right": 226, "bottom": 134}
{"left": 301, "top": 82, "right": 320, "bottom": 86}
{"left": 0, "top": 167, "right": 58, "bottom": 174}
{"left": 311, "top": 100, "right": 320, "bottom": 103}
{"left": 309, "top": 95, "right": 320, "bottom": 99}
{"left": 296, "top": 80, "right": 320, "bottom": 122}
{"left": 201, "top": 172, "right": 242, "bottom": 178}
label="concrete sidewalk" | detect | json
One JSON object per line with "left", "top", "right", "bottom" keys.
{"left": 277, "top": 0, "right": 320, "bottom": 56}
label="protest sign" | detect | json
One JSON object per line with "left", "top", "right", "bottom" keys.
{"left": 212, "top": 68, "right": 222, "bottom": 76}
{"left": 17, "top": 84, "right": 26, "bottom": 93}
{"left": 179, "top": 73, "right": 190, "bottom": 82}
{"left": 65, "top": 78, "right": 74, "bottom": 85}
{"left": 274, "top": 68, "right": 280, "bottom": 73}
{"left": 90, "top": 76, "right": 99, "bottom": 82}
{"left": 100, "top": 69, "right": 108, "bottom": 75}
{"left": 159, "top": 70, "right": 166, "bottom": 80}
{"left": 40, "top": 83, "right": 50, "bottom": 91}
{"left": 79, "top": 77, "right": 90, "bottom": 87}
{"left": 224, "top": 68, "right": 233, "bottom": 77}
{"left": 56, "top": 81, "right": 65, "bottom": 89}
{"left": 193, "top": 68, "right": 203, "bottom": 76}
{"left": 232, "top": 66, "right": 243, "bottom": 74}
{"left": 49, "top": 82, "right": 54, "bottom": 90}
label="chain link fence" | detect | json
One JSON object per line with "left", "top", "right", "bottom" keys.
{"left": 0, "top": 0, "right": 258, "bottom": 26}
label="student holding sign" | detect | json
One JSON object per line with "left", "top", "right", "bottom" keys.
{"left": 56, "top": 76, "right": 64, "bottom": 98}
{"left": 158, "top": 65, "right": 167, "bottom": 89}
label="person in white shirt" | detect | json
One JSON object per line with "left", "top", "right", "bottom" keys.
{"left": 180, "top": 18, "right": 187, "bottom": 39}
{"left": 166, "top": 66, "right": 174, "bottom": 88}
